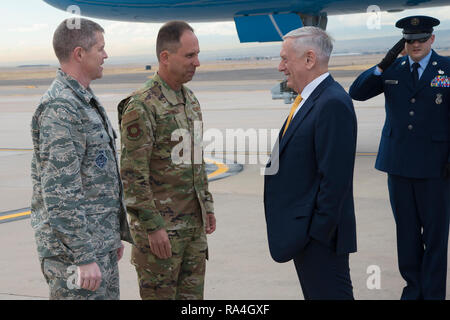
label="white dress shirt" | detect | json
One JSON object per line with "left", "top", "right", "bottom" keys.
{"left": 293, "top": 72, "right": 330, "bottom": 119}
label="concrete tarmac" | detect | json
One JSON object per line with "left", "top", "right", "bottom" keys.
{"left": 0, "top": 65, "right": 448, "bottom": 300}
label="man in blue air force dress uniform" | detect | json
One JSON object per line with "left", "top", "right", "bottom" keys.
{"left": 350, "top": 16, "right": 450, "bottom": 300}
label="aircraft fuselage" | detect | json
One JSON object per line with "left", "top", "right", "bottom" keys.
{"left": 43, "top": 0, "right": 450, "bottom": 23}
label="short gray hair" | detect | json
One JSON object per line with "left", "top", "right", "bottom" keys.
{"left": 53, "top": 18, "right": 104, "bottom": 63}
{"left": 283, "top": 27, "right": 334, "bottom": 63}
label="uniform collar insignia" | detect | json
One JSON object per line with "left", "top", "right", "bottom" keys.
{"left": 154, "top": 73, "right": 194, "bottom": 106}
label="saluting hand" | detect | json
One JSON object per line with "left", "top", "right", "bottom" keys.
{"left": 378, "top": 38, "right": 406, "bottom": 72}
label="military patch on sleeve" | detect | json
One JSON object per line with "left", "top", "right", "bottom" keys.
{"left": 127, "top": 123, "right": 143, "bottom": 140}
{"left": 122, "top": 109, "right": 140, "bottom": 125}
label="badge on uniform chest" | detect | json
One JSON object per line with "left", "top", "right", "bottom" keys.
{"left": 95, "top": 150, "right": 108, "bottom": 169}
{"left": 431, "top": 75, "right": 450, "bottom": 87}
{"left": 385, "top": 80, "right": 399, "bottom": 85}
{"left": 436, "top": 93, "right": 443, "bottom": 104}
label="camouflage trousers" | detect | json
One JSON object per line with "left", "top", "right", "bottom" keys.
{"left": 40, "top": 250, "right": 120, "bottom": 300}
{"left": 131, "top": 226, "right": 207, "bottom": 300}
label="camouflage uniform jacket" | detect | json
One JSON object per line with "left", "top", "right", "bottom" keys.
{"left": 118, "top": 73, "right": 214, "bottom": 234}
{"left": 31, "top": 69, "right": 133, "bottom": 266}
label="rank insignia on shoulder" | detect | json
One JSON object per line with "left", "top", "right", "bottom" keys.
{"left": 431, "top": 75, "right": 450, "bottom": 87}
{"left": 127, "top": 123, "right": 143, "bottom": 140}
{"left": 95, "top": 150, "right": 108, "bottom": 169}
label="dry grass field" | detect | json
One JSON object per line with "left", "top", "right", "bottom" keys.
{"left": 0, "top": 54, "right": 382, "bottom": 81}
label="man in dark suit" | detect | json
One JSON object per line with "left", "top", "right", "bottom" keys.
{"left": 349, "top": 16, "right": 450, "bottom": 300}
{"left": 263, "top": 26, "right": 358, "bottom": 300}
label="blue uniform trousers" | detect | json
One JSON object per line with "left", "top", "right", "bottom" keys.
{"left": 388, "top": 174, "right": 450, "bottom": 299}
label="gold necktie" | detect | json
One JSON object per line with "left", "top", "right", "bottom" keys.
{"left": 282, "top": 94, "right": 303, "bottom": 137}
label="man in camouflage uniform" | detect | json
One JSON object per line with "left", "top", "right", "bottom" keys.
{"left": 118, "top": 21, "right": 216, "bottom": 300}
{"left": 30, "top": 18, "right": 132, "bottom": 300}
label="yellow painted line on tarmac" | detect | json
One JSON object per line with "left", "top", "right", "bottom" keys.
{"left": 0, "top": 210, "right": 31, "bottom": 222}
{"left": 205, "top": 158, "right": 229, "bottom": 179}
{"left": 0, "top": 159, "right": 229, "bottom": 223}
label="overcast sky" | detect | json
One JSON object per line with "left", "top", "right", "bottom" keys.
{"left": 1, "top": 1, "right": 450, "bottom": 66}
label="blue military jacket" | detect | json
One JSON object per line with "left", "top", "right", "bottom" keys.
{"left": 349, "top": 50, "right": 450, "bottom": 178}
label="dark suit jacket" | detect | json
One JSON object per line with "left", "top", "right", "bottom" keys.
{"left": 349, "top": 50, "right": 450, "bottom": 178}
{"left": 264, "top": 75, "right": 358, "bottom": 263}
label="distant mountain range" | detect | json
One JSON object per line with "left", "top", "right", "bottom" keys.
{"left": 103, "top": 28, "right": 450, "bottom": 65}
{"left": 11, "top": 29, "right": 450, "bottom": 67}
{"left": 333, "top": 28, "right": 450, "bottom": 55}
